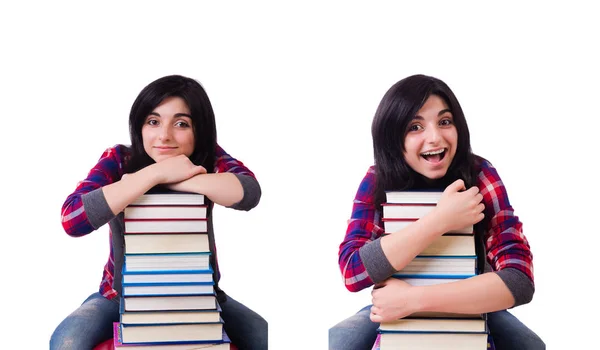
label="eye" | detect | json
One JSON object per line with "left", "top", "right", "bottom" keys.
{"left": 146, "top": 119, "right": 159, "bottom": 126}
{"left": 174, "top": 120, "right": 191, "bottom": 128}
{"left": 408, "top": 124, "right": 423, "bottom": 132}
{"left": 439, "top": 118, "right": 453, "bottom": 126}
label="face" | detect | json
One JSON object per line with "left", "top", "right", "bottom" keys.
{"left": 403, "top": 94, "right": 457, "bottom": 180}
{"left": 142, "top": 96, "right": 195, "bottom": 162}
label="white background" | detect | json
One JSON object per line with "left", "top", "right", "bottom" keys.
{"left": 1, "top": 1, "right": 598, "bottom": 349}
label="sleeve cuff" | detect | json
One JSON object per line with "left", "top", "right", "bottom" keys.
{"left": 359, "top": 238, "right": 396, "bottom": 284}
{"left": 496, "top": 268, "right": 535, "bottom": 307}
{"left": 226, "top": 174, "right": 261, "bottom": 211}
{"left": 81, "top": 188, "right": 116, "bottom": 229}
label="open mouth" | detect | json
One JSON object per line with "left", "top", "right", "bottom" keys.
{"left": 420, "top": 148, "right": 446, "bottom": 163}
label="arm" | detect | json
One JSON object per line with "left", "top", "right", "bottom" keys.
{"left": 61, "top": 146, "right": 127, "bottom": 237}
{"left": 371, "top": 162, "right": 534, "bottom": 321}
{"left": 340, "top": 170, "right": 484, "bottom": 292}
{"left": 338, "top": 167, "right": 389, "bottom": 292}
{"left": 417, "top": 163, "right": 533, "bottom": 312}
{"left": 167, "top": 144, "right": 261, "bottom": 210}
{"left": 61, "top": 147, "right": 207, "bottom": 237}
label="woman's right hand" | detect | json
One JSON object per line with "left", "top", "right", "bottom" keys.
{"left": 431, "top": 179, "right": 485, "bottom": 233}
{"left": 150, "top": 154, "right": 207, "bottom": 184}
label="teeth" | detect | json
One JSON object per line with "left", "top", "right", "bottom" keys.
{"left": 421, "top": 149, "right": 445, "bottom": 156}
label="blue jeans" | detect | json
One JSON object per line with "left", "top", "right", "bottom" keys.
{"left": 50, "top": 292, "right": 268, "bottom": 350}
{"left": 328, "top": 305, "right": 545, "bottom": 350}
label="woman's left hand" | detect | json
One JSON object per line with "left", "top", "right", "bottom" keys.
{"left": 370, "top": 278, "right": 420, "bottom": 323}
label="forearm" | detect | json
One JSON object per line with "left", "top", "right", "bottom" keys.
{"left": 175, "top": 172, "right": 244, "bottom": 207}
{"left": 102, "top": 165, "right": 160, "bottom": 215}
{"left": 416, "top": 272, "right": 515, "bottom": 314}
{"left": 380, "top": 214, "right": 446, "bottom": 271}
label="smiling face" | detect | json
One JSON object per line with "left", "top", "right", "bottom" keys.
{"left": 403, "top": 94, "right": 458, "bottom": 180}
{"left": 142, "top": 96, "right": 195, "bottom": 162}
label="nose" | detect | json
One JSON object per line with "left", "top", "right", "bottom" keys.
{"left": 158, "top": 124, "right": 172, "bottom": 141}
{"left": 425, "top": 125, "right": 441, "bottom": 144}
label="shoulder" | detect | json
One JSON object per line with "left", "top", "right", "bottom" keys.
{"left": 99, "top": 144, "right": 131, "bottom": 162}
{"left": 474, "top": 155, "right": 502, "bottom": 186}
{"left": 355, "top": 165, "right": 377, "bottom": 198}
{"left": 361, "top": 165, "right": 377, "bottom": 184}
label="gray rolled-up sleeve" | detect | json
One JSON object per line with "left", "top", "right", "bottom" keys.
{"left": 226, "top": 174, "right": 261, "bottom": 211}
{"left": 81, "top": 188, "right": 117, "bottom": 229}
{"left": 496, "top": 268, "right": 535, "bottom": 307}
{"left": 358, "top": 238, "right": 397, "bottom": 284}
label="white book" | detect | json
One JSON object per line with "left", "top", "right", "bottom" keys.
{"left": 124, "top": 219, "right": 207, "bottom": 233}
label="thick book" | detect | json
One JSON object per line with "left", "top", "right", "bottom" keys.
{"left": 120, "top": 321, "right": 223, "bottom": 344}
{"left": 372, "top": 332, "right": 493, "bottom": 350}
{"left": 124, "top": 234, "right": 210, "bottom": 254}
{"left": 393, "top": 256, "right": 477, "bottom": 277}
{"left": 122, "top": 294, "right": 217, "bottom": 312}
{"left": 119, "top": 303, "right": 222, "bottom": 325}
{"left": 378, "top": 332, "right": 489, "bottom": 349}
{"left": 114, "top": 322, "right": 231, "bottom": 349}
{"left": 124, "top": 253, "right": 211, "bottom": 273}
{"left": 122, "top": 282, "right": 215, "bottom": 297}
{"left": 124, "top": 219, "right": 208, "bottom": 234}
{"left": 131, "top": 190, "right": 205, "bottom": 206}
{"left": 382, "top": 203, "right": 436, "bottom": 219}
{"left": 125, "top": 205, "right": 208, "bottom": 220}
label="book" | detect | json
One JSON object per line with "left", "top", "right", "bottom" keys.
{"left": 123, "top": 271, "right": 214, "bottom": 285}
{"left": 124, "top": 253, "right": 211, "bottom": 272}
{"left": 382, "top": 203, "right": 436, "bottom": 218}
{"left": 124, "top": 234, "right": 210, "bottom": 254}
{"left": 383, "top": 218, "right": 473, "bottom": 234}
{"left": 384, "top": 190, "right": 442, "bottom": 204}
{"left": 393, "top": 256, "right": 477, "bottom": 277}
{"left": 125, "top": 205, "right": 208, "bottom": 220}
{"left": 114, "top": 322, "right": 231, "bottom": 349}
{"left": 121, "top": 321, "right": 223, "bottom": 344}
{"left": 122, "top": 282, "right": 215, "bottom": 297}
{"left": 393, "top": 277, "right": 467, "bottom": 286}
{"left": 379, "top": 318, "right": 487, "bottom": 333}
{"left": 124, "top": 219, "right": 208, "bottom": 233}
{"left": 374, "top": 332, "right": 489, "bottom": 350}
{"left": 411, "top": 235, "right": 476, "bottom": 256}
{"left": 123, "top": 294, "right": 217, "bottom": 311}
{"left": 120, "top": 304, "right": 222, "bottom": 325}
{"left": 131, "top": 191, "right": 205, "bottom": 206}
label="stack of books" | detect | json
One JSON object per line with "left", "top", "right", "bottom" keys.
{"left": 375, "top": 189, "right": 489, "bottom": 349}
{"left": 113, "top": 189, "right": 231, "bottom": 349}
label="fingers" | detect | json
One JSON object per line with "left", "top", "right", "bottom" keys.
{"left": 191, "top": 165, "right": 208, "bottom": 176}
{"left": 447, "top": 179, "right": 466, "bottom": 192}
{"left": 370, "top": 306, "right": 382, "bottom": 323}
{"left": 370, "top": 312, "right": 382, "bottom": 323}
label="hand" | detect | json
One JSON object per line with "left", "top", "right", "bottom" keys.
{"left": 151, "top": 155, "right": 207, "bottom": 184}
{"left": 431, "top": 179, "right": 485, "bottom": 233}
{"left": 370, "top": 278, "right": 418, "bottom": 323}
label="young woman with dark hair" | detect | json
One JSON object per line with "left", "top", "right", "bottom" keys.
{"left": 50, "top": 75, "right": 267, "bottom": 350}
{"left": 329, "top": 74, "right": 544, "bottom": 350}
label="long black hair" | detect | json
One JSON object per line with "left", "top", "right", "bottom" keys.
{"left": 371, "top": 74, "right": 480, "bottom": 206}
{"left": 125, "top": 75, "right": 217, "bottom": 174}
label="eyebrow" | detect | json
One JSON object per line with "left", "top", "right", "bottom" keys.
{"left": 413, "top": 109, "right": 452, "bottom": 120}
{"left": 148, "top": 112, "right": 192, "bottom": 118}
